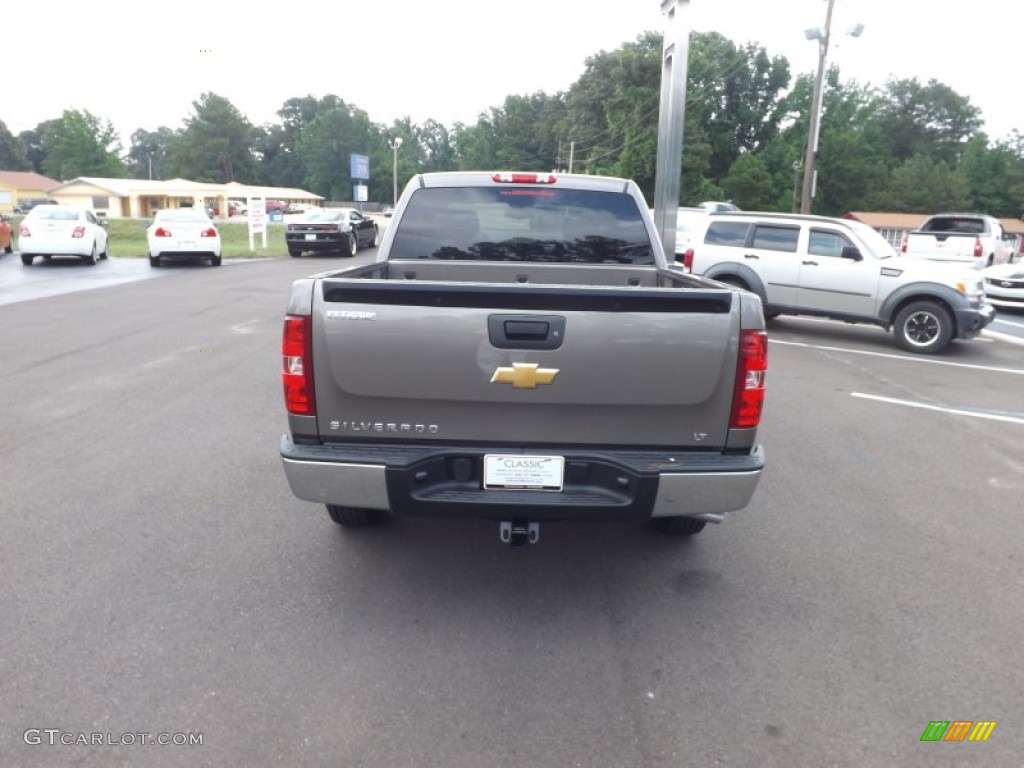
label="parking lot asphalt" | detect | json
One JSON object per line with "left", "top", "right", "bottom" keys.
{"left": 1, "top": 251, "right": 1022, "bottom": 767}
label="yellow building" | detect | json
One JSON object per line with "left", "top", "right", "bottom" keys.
{"left": 0, "top": 171, "right": 62, "bottom": 213}
{"left": 47, "top": 177, "right": 323, "bottom": 219}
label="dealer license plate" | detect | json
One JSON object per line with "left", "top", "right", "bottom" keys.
{"left": 305, "top": 233, "right": 317, "bottom": 241}
{"left": 483, "top": 455, "right": 564, "bottom": 491}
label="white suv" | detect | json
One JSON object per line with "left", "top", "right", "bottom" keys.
{"left": 681, "top": 212, "right": 996, "bottom": 354}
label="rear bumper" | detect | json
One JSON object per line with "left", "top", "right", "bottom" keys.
{"left": 280, "top": 436, "right": 764, "bottom": 524}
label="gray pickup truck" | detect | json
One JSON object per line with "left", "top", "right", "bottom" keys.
{"left": 279, "top": 172, "right": 767, "bottom": 546}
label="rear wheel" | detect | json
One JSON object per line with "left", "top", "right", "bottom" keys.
{"left": 288, "top": 248, "right": 301, "bottom": 258}
{"left": 326, "top": 505, "right": 388, "bottom": 527}
{"left": 21, "top": 253, "right": 33, "bottom": 266}
{"left": 651, "top": 517, "right": 707, "bottom": 536}
{"left": 149, "top": 254, "right": 161, "bottom": 267}
{"left": 210, "top": 255, "right": 222, "bottom": 267}
{"left": 345, "top": 233, "right": 358, "bottom": 257}
{"left": 894, "top": 300, "right": 954, "bottom": 354}
{"left": 83, "top": 242, "right": 97, "bottom": 266}
{"left": 371, "top": 225, "right": 379, "bottom": 248}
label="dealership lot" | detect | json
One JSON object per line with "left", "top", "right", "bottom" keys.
{"left": 1, "top": 252, "right": 1022, "bottom": 767}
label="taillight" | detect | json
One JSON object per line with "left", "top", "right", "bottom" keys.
{"left": 282, "top": 315, "right": 316, "bottom": 416}
{"left": 682, "top": 248, "right": 695, "bottom": 272}
{"left": 973, "top": 237, "right": 982, "bottom": 258}
{"left": 154, "top": 227, "right": 172, "bottom": 237}
{"left": 19, "top": 225, "right": 30, "bottom": 236}
{"left": 492, "top": 173, "right": 557, "bottom": 184}
{"left": 201, "top": 228, "right": 217, "bottom": 238}
{"left": 900, "top": 234, "right": 907, "bottom": 253}
{"left": 72, "top": 226, "right": 86, "bottom": 238}
{"left": 729, "top": 330, "right": 767, "bottom": 429}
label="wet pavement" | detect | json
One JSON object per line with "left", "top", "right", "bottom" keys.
{"left": 0, "top": 253, "right": 264, "bottom": 307}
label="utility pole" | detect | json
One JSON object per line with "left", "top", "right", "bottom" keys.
{"left": 800, "top": 0, "right": 835, "bottom": 214}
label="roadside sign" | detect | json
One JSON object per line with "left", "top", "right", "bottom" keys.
{"left": 248, "top": 197, "right": 267, "bottom": 250}
{"left": 351, "top": 153, "right": 370, "bottom": 180}
{"left": 353, "top": 184, "right": 368, "bottom": 203}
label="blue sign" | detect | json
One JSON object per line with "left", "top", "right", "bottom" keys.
{"left": 350, "top": 153, "right": 370, "bottom": 180}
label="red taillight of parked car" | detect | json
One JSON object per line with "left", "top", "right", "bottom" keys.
{"left": 19, "top": 225, "right": 31, "bottom": 236}
{"left": 682, "top": 248, "right": 695, "bottom": 272}
{"left": 729, "top": 329, "right": 767, "bottom": 429}
{"left": 283, "top": 315, "right": 316, "bottom": 416}
{"left": 72, "top": 226, "right": 86, "bottom": 238}
{"left": 154, "top": 227, "right": 172, "bottom": 237}
{"left": 973, "top": 237, "right": 983, "bottom": 258}
{"left": 201, "top": 228, "right": 217, "bottom": 238}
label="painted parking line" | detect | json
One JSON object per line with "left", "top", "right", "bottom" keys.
{"left": 851, "top": 392, "right": 1024, "bottom": 425}
{"left": 769, "top": 339, "right": 1024, "bottom": 376}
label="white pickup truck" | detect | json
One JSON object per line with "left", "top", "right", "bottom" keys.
{"left": 901, "top": 213, "right": 1014, "bottom": 269}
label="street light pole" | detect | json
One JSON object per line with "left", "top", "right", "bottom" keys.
{"left": 800, "top": 0, "right": 835, "bottom": 215}
{"left": 388, "top": 137, "right": 403, "bottom": 207}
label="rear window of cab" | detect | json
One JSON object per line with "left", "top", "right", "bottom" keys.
{"left": 389, "top": 186, "right": 654, "bottom": 264}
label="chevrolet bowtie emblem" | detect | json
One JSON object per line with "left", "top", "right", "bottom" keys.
{"left": 490, "top": 363, "right": 559, "bottom": 389}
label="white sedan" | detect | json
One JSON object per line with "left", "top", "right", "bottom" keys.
{"left": 982, "top": 260, "right": 1024, "bottom": 311}
{"left": 147, "top": 208, "right": 222, "bottom": 267}
{"left": 18, "top": 205, "right": 109, "bottom": 266}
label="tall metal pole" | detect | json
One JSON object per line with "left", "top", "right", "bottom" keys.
{"left": 389, "top": 137, "right": 403, "bottom": 206}
{"left": 652, "top": 0, "right": 691, "bottom": 261}
{"left": 800, "top": 0, "right": 835, "bottom": 215}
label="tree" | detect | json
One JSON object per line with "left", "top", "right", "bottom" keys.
{"left": 295, "top": 101, "right": 377, "bottom": 200}
{"left": 722, "top": 153, "right": 775, "bottom": 210}
{"left": 40, "top": 110, "right": 125, "bottom": 180}
{"left": 168, "top": 93, "right": 256, "bottom": 183}
{"left": 876, "top": 156, "right": 970, "bottom": 212}
{"left": 875, "top": 78, "right": 982, "bottom": 166}
{"left": 126, "top": 127, "right": 178, "bottom": 180}
{"left": 0, "top": 120, "right": 30, "bottom": 170}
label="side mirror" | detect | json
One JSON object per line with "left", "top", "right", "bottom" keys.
{"left": 840, "top": 245, "right": 862, "bottom": 261}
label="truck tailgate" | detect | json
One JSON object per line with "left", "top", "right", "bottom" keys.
{"left": 311, "top": 279, "right": 741, "bottom": 449}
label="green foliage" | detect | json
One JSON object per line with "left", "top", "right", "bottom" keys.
{"left": 41, "top": 110, "right": 125, "bottom": 180}
{"left": 875, "top": 78, "right": 982, "bottom": 166}
{"left": 722, "top": 153, "right": 774, "bottom": 210}
{"left": 0, "top": 120, "right": 30, "bottom": 170}
{"left": 875, "top": 156, "right": 971, "bottom": 212}
{"left": 167, "top": 93, "right": 256, "bottom": 183}
{"left": 126, "top": 127, "right": 177, "bottom": 180}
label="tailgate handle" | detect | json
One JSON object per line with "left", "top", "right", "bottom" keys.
{"left": 505, "top": 320, "right": 549, "bottom": 340}
{"left": 488, "top": 315, "right": 566, "bottom": 350}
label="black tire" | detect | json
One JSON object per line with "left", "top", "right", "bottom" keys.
{"left": 651, "top": 516, "right": 707, "bottom": 536}
{"left": 288, "top": 248, "right": 301, "bottom": 258}
{"left": 371, "top": 225, "right": 379, "bottom": 248}
{"left": 3, "top": 243, "right": 11, "bottom": 254}
{"left": 149, "top": 254, "right": 160, "bottom": 267}
{"left": 345, "top": 232, "right": 357, "bottom": 257}
{"left": 893, "top": 300, "right": 954, "bottom": 354}
{"left": 83, "top": 242, "right": 97, "bottom": 266}
{"left": 211, "top": 255, "right": 222, "bottom": 267}
{"left": 21, "top": 253, "right": 33, "bottom": 266}
{"left": 326, "top": 505, "right": 387, "bottom": 527}
{"left": 99, "top": 240, "right": 108, "bottom": 259}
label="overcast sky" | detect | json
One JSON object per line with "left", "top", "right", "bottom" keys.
{"left": 8, "top": 0, "right": 1021, "bottom": 148}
